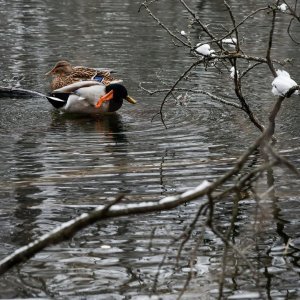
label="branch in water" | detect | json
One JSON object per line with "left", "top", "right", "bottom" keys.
{"left": 0, "top": 86, "right": 45, "bottom": 98}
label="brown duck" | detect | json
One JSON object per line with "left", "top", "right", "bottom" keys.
{"left": 45, "top": 60, "right": 120, "bottom": 91}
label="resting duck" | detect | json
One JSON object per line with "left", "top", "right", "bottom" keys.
{"left": 46, "top": 81, "right": 136, "bottom": 114}
{"left": 45, "top": 60, "right": 120, "bottom": 90}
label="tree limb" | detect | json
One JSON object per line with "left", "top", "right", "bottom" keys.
{"left": 0, "top": 181, "right": 211, "bottom": 275}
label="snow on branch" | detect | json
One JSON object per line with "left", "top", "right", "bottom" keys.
{"left": 0, "top": 181, "right": 211, "bottom": 275}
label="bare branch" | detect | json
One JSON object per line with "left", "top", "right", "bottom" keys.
{"left": 156, "top": 60, "right": 203, "bottom": 126}
{"left": 219, "top": 6, "right": 270, "bottom": 44}
{"left": 265, "top": 143, "right": 300, "bottom": 176}
{"left": 287, "top": 18, "right": 300, "bottom": 44}
{"left": 224, "top": 0, "right": 240, "bottom": 52}
{"left": 178, "top": 0, "right": 219, "bottom": 43}
{"left": 0, "top": 181, "right": 211, "bottom": 275}
{"left": 139, "top": 84, "right": 242, "bottom": 109}
{"left": 176, "top": 202, "right": 208, "bottom": 265}
{"left": 139, "top": 1, "right": 191, "bottom": 48}
{"left": 240, "top": 62, "right": 264, "bottom": 79}
{"left": 266, "top": 5, "right": 278, "bottom": 77}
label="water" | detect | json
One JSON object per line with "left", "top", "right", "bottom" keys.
{"left": 0, "top": 0, "right": 299, "bottom": 298}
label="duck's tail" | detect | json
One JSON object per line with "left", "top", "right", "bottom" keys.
{"left": 46, "top": 92, "right": 69, "bottom": 109}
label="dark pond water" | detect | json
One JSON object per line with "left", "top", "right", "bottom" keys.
{"left": 0, "top": 0, "right": 299, "bottom": 298}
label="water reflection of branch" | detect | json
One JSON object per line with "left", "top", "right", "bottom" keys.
{"left": 151, "top": 60, "right": 203, "bottom": 128}
{"left": 159, "top": 149, "right": 167, "bottom": 195}
{"left": 0, "top": 92, "right": 299, "bottom": 300}
{"left": 0, "top": 144, "right": 295, "bottom": 276}
{"left": 176, "top": 202, "right": 208, "bottom": 265}
{"left": 177, "top": 228, "right": 205, "bottom": 300}
{"left": 217, "top": 193, "right": 240, "bottom": 299}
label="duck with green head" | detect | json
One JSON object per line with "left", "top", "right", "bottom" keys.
{"left": 46, "top": 81, "right": 136, "bottom": 114}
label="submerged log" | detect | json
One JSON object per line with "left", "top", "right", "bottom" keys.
{"left": 0, "top": 86, "right": 45, "bottom": 98}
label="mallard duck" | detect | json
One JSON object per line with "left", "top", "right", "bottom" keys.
{"left": 45, "top": 61, "right": 119, "bottom": 91}
{"left": 46, "top": 81, "right": 136, "bottom": 114}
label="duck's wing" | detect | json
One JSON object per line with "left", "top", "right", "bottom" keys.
{"left": 74, "top": 66, "right": 121, "bottom": 85}
{"left": 53, "top": 81, "right": 101, "bottom": 93}
{"left": 74, "top": 66, "right": 114, "bottom": 74}
{"left": 91, "top": 69, "right": 121, "bottom": 85}
{"left": 51, "top": 75, "right": 78, "bottom": 90}
{"left": 93, "top": 67, "right": 116, "bottom": 73}
{"left": 48, "top": 81, "right": 102, "bottom": 109}
{"left": 72, "top": 66, "right": 97, "bottom": 78}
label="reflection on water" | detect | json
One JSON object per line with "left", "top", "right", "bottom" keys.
{"left": 0, "top": 0, "right": 299, "bottom": 298}
{"left": 50, "top": 112, "right": 128, "bottom": 144}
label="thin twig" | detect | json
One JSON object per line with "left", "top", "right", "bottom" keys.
{"left": 140, "top": 84, "right": 241, "bottom": 109}
{"left": 176, "top": 201, "right": 208, "bottom": 265}
{"left": 224, "top": 1, "right": 240, "bottom": 52}
{"left": 156, "top": 60, "right": 203, "bottom": 127}
{"left": 139, "top": 1, "right": 190, "bottom": 48}
{"left": 266, "top": 5, "right": 278, "bottom": 77}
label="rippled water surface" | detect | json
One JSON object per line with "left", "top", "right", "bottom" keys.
{"left": 0, "top": 0, "right": 299, "bottom": 299}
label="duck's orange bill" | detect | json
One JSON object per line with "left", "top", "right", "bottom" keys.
{"left": 95, "top": 90, "right": 114, "bottom": 108}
